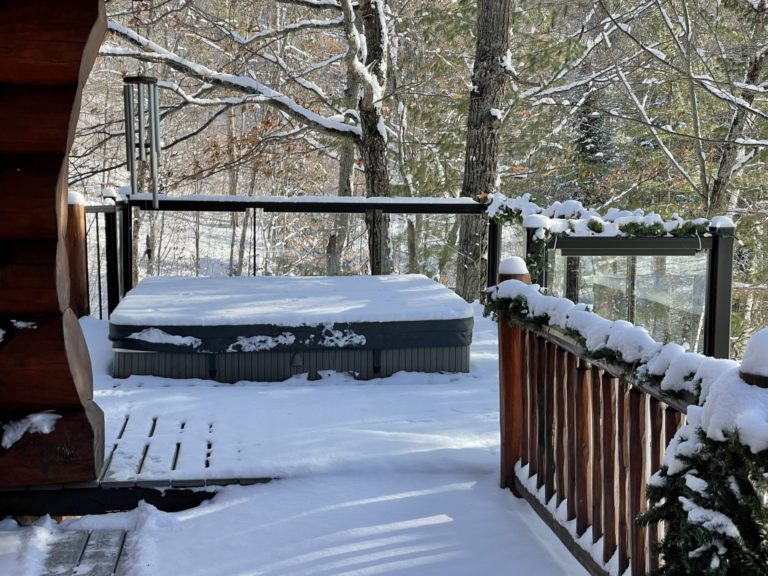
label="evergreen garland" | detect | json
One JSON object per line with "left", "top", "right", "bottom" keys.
{"left": 639, "top": 429, "right": 768, "bottom": 575}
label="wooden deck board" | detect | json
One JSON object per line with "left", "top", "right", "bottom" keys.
{"left": 43, "top": 530, "right": 89, "bottom": 576}
{"left": 42, "top": 530, "right": 126, "bottom": 576}
{"left": 76, "top": 530, "right": 126, "bottom": 576}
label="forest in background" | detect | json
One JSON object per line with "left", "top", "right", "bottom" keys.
{"left": 70, "top": 0, "right": 768, "bottom": 356}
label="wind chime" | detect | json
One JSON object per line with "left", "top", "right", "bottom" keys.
{"left": 123, "top": 75, "right": 161, "bottom": 208}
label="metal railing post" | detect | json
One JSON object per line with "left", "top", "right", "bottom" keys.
{"left": 104, "top": 206, "right": 121, "bottom": 315}
{"left": 704, "top": 225, "right": 735, "bottom": 358}
{"left": 486, "top": 218, "right": 501, "bottom": 289}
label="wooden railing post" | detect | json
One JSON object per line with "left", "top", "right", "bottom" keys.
{"left": 629, "top": 390, "right": 648, "bottom": 576}
{"left": 497, "top": 257, "right": 530, "bottom": 492}
{"left": 575, "top": 359, "right": 593, "bottom": 537}
{"left": 67, "top": 195, "right": 89, "bottom": 317}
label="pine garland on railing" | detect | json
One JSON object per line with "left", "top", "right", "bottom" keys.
{"left": 488, "top": 193, "right": 736, "bottom": 283}
{"left": 639, "top": 427, "right": 768, "bottom": 575}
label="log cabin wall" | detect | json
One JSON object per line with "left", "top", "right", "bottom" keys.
{"left": 0, "top": 1, "right": 106, "bottom": 486}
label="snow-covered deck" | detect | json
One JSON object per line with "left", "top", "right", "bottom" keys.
{"left": 0, "top": 304, "right": 588, "bottom": 576}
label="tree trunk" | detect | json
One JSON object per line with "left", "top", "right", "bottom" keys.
{"left": 406, "top": 215, "right": 421, "bottom": 274}
{"left": 194, "top": 211, "right": 201, "bottom": 277}
{"left": 710, "top": 45, "right": 767, "bottom": 211}
{"left": 439, "top": 217, "right": 460, "bottom": 282}
{"left": 342, "top": 0, "right": 393, "bottom": 275}
{"left": 455, "top": 0, "right": 511, "bottom": 301}
{"left": 236, "top": 169, "right": 258, "bottom": 276}
{"left": 327, "top": 66, "right": 358, "bottom": 276}
{"left": 226, "top": 108, "right": 240, "bottom": 275}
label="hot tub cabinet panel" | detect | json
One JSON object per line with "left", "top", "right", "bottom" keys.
{"left": 113, "top": 345, "right": 470, "bottom": 382}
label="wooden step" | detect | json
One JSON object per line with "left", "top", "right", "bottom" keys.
{"left": 0, "top": 311, "right": 93, "bottom": 410}
{"left": 0, "top": 0, "right": 104, "bottom": 85}
{"left": 0, "top": 154, "right": 66, "bottom": 239}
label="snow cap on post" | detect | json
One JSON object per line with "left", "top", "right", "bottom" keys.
{"left": 740, "top": 328, "right": 768, "bottom": 388}
{"left": 498, "top": 256, "right": 530, "bottom": 285}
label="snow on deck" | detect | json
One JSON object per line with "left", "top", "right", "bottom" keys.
{"left": 110, "top": 274, "right": 474, "bottom": 327}
{"left": 0, "top": 305, "right": 587, "bottom": 576}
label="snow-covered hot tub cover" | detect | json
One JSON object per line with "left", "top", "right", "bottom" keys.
{"left": 109, "top": 275, "right": 474, "bottom": 381}
{"left": 109, "top": 275, "right": 474, "bottom": 355}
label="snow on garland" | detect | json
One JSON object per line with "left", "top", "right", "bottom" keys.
{"left": 486, "top": 275, "right": 768, "bottom": 575}
{"left": 486, "top": 193, "right": 735, "bottom": 281}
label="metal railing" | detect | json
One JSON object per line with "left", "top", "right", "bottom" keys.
{"left": 86, "top": 195, "right": 499, "bottom": 317}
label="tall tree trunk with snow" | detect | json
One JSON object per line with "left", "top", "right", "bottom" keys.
{"left": 455, "top": 0, "right": 511, "bottom": 301}
{"left": 342, "top": 0, "right": 392, "bottom": 275}
{"left": 709, "top": 44, "right": 767, "bottom": 211}
{"left": 326, "top": 68, "right": 359, "bottom": 276}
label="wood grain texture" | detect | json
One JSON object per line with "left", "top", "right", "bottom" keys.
{"left": 0, "top": 314, "right": 91, "bottom": 410}
{"left": 0, "top": 85, "right": 77, "bottom": 154}
{"left": 66, "top": 204, "right": 90, "bottom": 317}
{"left": 0, "top": 155, "right": 64, "bottom": 239}
{"left": 629, "top": 390, "right": 648, "bottom": 576}
{"left": 529, "top": 334, "right": 539, "bottom": 479}
{"left": 575, "top": 359, "right": 592, "bottom": 536}
{"left": 590, "top": 368, "right": 603, "bottom": 544}
{"left": 0, "top": 402, "right": 104, "bottom": 487}
{"left": 601, "top": 375, "right": 618, "bottom": 565}
{"left": 0, "top": 1, "right": 101, "bottom": 84}
{"left": 566, "top": 352, "right": 578, "bottom": 521}
{"left": 0, "top": 240, "right": 62, "bottom": 314}
{"left": 544, "top": 340, "right": 556, "bottom": 502}
{"left": 617, "top": 383, "right": 630, "bottom": 574}
{"left": 554, "top": 347, "right": 566, "bottom": 506}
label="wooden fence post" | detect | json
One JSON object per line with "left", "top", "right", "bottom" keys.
{"left": 497, "top": 257, "right": 530, "bottom": 492}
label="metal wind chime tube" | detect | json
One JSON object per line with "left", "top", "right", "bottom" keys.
{"left": 123, "top": 76, "right": 161, "bottom": 209}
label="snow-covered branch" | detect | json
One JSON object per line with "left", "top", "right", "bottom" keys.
{"left": 276, "top": 0, "right": 343, "bottom": 9}
{"left": 103, "top": 21, "right": 361, "bottom": 140}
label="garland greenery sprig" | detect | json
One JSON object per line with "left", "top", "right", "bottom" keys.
{"left": 639, "top": 430, "right": 768, "bottom": 575}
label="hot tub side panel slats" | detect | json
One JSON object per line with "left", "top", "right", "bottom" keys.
{"left": 113, "top": 345, "right": 469, "bottom": 382}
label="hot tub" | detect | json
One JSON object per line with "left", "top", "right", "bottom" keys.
{"left": 108, "top": 275, "right": 474, "bottom": 382}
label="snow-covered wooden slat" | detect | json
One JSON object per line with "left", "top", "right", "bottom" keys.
{"left": 617, "top": 382, "right": 630, "bottom": 575}
{"left": 648, "top": 398, "right": 664, "bottom": 573}
{"left": 554, "top": 348, "right": 567, "bottom": 509}
{"left": 629, "top": 390, "right": 648, "bottom": 576}
{"left": 42, "top": 530, "right": 89, "bottom": 576}
{"left": 601, "top": 373, "right": 618, "bottom": 565}
{"left": 574, "top": 359, "right": 592, "bottom": 537}
{"left": 75, "top": 530, "right": 126, "bottom": 576}
{"left": 590, "top": 367, "right": 603, "bottom": 545}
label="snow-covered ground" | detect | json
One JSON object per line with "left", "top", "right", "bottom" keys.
{"left": 0, "top": 304, "right": 587, "bottom": 576}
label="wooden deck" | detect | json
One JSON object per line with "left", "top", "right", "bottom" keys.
{"left": 0, "top": 411, "right": 273, "bottom": 517}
